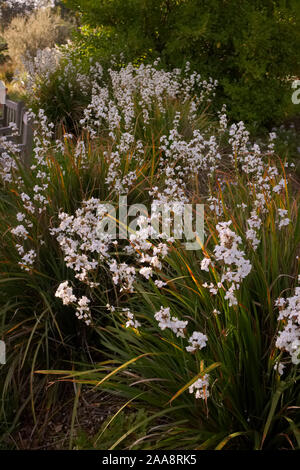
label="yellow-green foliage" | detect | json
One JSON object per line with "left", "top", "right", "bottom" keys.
{"left": 3, "top": 7, "right": 73, "bottom": 71}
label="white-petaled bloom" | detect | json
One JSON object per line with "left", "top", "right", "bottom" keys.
{"left": 275, "top": 297, "right": 286, "bottom": 308}
{"left": 123, "top": 308, "right": 141, "bottom": 329}
{"left": 170, "top": 318, "right": 189, "bottom": 338}
{"left": 216, "top": 222, "right": 251, "bottom": 289}
{"left": 213, "top": 308, "right": 220, "bottom": 315}
{"left": 76, "top": 296, "right": 91, "bottom": 325}
{"left": 201, "top": 257, "right": 211, "bottom": 272}
{"left": 55, "top": 281, "right": 76, "bottom": 305}
{"left": 19, "top": 249, "right": 36, "bottom": 271}
{"left": 139, "top": 266, "right": 153, "bottom": 279}
{"left": 273, "top": 178, "right": 285, "bottom": 194}
{"left": 16, "top": 212, "right": 26, "bottom": 222}
{"left": 274, "top": 362, "right": 285, "bottom": 376}
{"left": 109, "top": 260, "right": 136, "bottom": 292}
{"left": 154, "top": 280, "right": 167, "bottom": 288}
{"left": 277, "top": 208, "right": 290, "bottom": 230}
{"left": 106, "top": 303, "right": 116, "bottom": 313}
{"left": 186, "top": 331, "right": 208, "bottom": 353}
{"left": 154, "top": 306, "right": 188, "bottom": 338}
{"left": 154, "top": 306, "right": 171, "bottom": 330}
{"left": 246, "top": 210, "right": 262, "bottom": 250}
{"left": 189, "top": 374, "right": 210, "bottom": 399}
{"left": 202, "top": 282, "right": 218, "bottom": 296}
{"left": 202, "top": 221, "right": 252, "bottom": 306}
{"left": 7, "top": 55, "right": 296, "bottom": 346}
{"left": 275, "top": 285, "right": 300, "bottom": 365}
{"left": 11, "top": 224, "right": 29, "bottom": 238}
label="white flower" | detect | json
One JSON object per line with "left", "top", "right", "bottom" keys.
{"left": 76, "top": 296, "right": 91, "bottom": 325}
{"left": 154, "top": 306, "right": 171, "bottom": 331}
{"left": 274, "top": 362, "right": 285, "bottom": 376}
{"left": 275, "top": 285, "right": 300, "bottom": 365}
{"left": 189, "top": 374, "right": 210, "bottom": 399}
{"left": 201, "top": 257, "right": 211, "bottom": 272}
{"left": 277, "top": 209, "right": 290, "bottom": 230}
{"left": 19, "top": 249, "right": 36, "bottom": 270}
{"left": 139, "top": 266, "right": 153, "bottom": 279}
{"left": 123, "top": 308, "right": 141, "bottom": 329}
{"left": 186, "top": 331, "right": 208, "bottom": 353}
{"left": 11, "top": 225, "right": 29, "bottom": 238}
{"left": 154, "top": 306, "right": 188, "bottom": 337}
{"left": 154, "top": 280, "right": 167, "bottom": 288}
{"left": 202, "top": 221, "right": 251, "bottom": 306}
{"left": 55, "top": 281, "right": 76, "bottom": 305}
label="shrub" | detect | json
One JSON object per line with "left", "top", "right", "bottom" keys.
{"left": 3, "top": 6, "right": 73, "bottom": 72}
{"left": 23, "top": 46, "right": 92, "bottom": 134}
{"left": 65, "top": 0, "right": 300, "bottom": 126}
{"left": 22, "top": 50, "right": 215, "bottom": 134}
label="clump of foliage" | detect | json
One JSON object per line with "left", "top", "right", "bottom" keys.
{"left": 3, "top": 6, "right": 73, "bottom": 72}
{"left": 25, "top": 51, "right": 92, "bottom": 134}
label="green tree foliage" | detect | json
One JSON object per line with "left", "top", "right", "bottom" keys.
{"left": 64, "top": 0, "right": 300, "bottom": 125}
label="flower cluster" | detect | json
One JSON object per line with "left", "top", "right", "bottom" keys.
{"left": 122, "top": 308, "right": 141, "bottom": 330}
{"left": 153, "top": 305, "right": 211, "bottom": 398}
{"left": 0, "top": 126, "right": 22, "bottom": 183}
{"left": 201, "top": 221, "right": 252, "bottom": 306}
{"left": 189, "top": 374, "right": 210, "bottom": 400}
{"left": 154, "top": 306, "right": 188, "bottom": 338}
{"left": 55, "top": 280, "right": 76, "bottom": 305}
{"left": 55, "top": 281, "right": 91, "bottom": 325}
{"left": 275, "top": 281, "right": 300, "bottom": 365}
{"left": 49, "top": 200, "right": 175, "bottom": 322}
{"left": 186, "top": 331, "right": 208, "bottom": 353}
{"left": 22, "top": 47, "right": 62, "bottom": 91}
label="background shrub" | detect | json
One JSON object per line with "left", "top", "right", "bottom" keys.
{"left": 3, "top": 6, "right": 74, "bottom": 72}
{"left": 0, "top": 1, "right": 58, "bottom": 27}
{"left": 64, "top": 0, "right": 300, "bottom": 127}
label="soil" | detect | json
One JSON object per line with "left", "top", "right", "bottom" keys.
{"left": 9, "top": 385, "right": 127, "bottom": 450}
